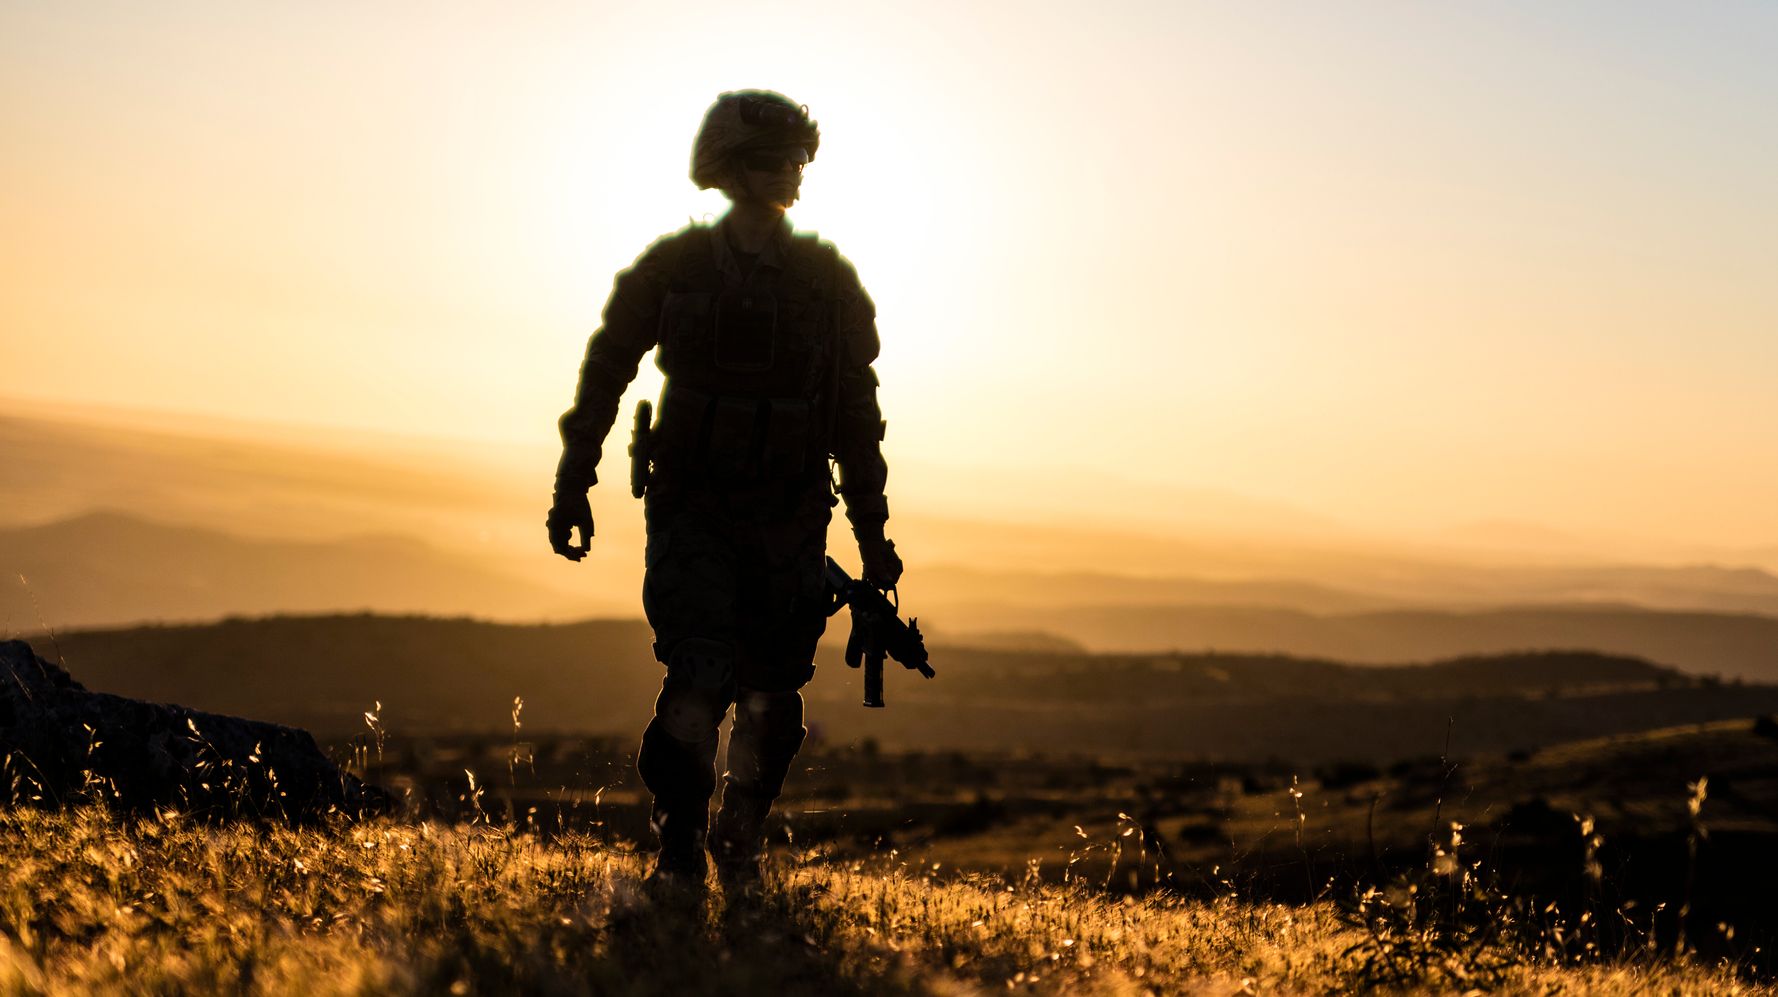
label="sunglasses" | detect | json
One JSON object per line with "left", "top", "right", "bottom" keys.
{"left": 741, "top": 151, "right": 806, "bottom": 174}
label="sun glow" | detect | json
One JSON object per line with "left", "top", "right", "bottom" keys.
{"left": 4, "top": 2, "right": 1777, "bottom": 548}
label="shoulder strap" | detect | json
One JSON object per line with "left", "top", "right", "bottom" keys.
{"left": 823, "top": 239, "right": 845, "bottom": 457}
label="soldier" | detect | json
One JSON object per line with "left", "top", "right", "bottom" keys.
{"left": 546, "top": 90, "right": 902, "bottom": 895}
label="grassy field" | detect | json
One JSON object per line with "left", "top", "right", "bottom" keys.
{"left": 0, "top": 806, "right": 1766, "bottom": 995}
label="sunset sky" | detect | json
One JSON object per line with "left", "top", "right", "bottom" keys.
{"left": 4, "top": 2, "right": 1775, "bottom": 549}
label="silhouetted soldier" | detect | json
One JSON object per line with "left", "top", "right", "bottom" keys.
{"left": 547, "top": 90, "right": 902, "bottom": 895}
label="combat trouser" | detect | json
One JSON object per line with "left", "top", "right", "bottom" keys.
{"left": 634, "top": 475, "right": 832, "bottom": 881}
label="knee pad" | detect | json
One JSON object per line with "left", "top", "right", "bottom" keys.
{"left": 638, "top": 717, "right": 720, "bottom": 807}
{"left": 656, "top": 637, "right": 737, "bottom": 743}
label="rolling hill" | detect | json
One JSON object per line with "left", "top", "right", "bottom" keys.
{"left": 27, "top": 614, "right": 1778, "bottom": 763}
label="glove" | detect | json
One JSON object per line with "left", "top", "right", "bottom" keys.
{"left": 855, "top": 529, "right": 903, "bottom": 590}
{"left": 547, "top": 489, "right": 594, "bottom": 562}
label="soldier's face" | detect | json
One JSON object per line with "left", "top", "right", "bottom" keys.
{"left": 732, "top": 145, "right": 808, "bottom": 209}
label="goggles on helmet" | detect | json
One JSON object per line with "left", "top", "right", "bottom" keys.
{"left": 738, "top": 96, "right": 809, "bottom": 129}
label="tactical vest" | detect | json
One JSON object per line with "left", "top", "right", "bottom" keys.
{"left": 649, "top": 227, "right": 841, "bottom": 484}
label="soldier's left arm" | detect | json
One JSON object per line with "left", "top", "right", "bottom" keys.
{"left": 829, "top": 253, "right": 901, "bottom": 586}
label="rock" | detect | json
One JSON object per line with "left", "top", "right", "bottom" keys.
{"left": 1, "top": 639, "right": 388, "bottom": 819}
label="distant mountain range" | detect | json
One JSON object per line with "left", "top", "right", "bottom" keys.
{"left": 8, "top": 403, "right": 1778, "bottom": 681}
{"left": 0, "top": 511, "right": 570, "bottom": 629}
{"left": 7, "top": 510, "right": 1778, "bottom": 683}
{"left": 914, "top": 560, "right": 1778, "bottom": 617}
{"left": 927, "top": 600, "right": 1778, "bottom": 683}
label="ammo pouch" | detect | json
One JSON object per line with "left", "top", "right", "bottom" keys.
{"left": 661, "top": 286, "right": 786, "bottom": 377}
{"left": 652, "top": 382, "right": 813, "bottom": 481}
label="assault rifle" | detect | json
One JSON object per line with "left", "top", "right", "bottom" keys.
{"left": 823, "top": 556, "right": 934, "bottom": 708}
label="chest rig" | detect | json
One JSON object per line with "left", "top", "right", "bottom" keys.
{"left": 650, "top": 227, "right": 841, "bottom": 483}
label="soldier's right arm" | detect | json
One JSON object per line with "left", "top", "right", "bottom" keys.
{"left": 553, "top": 237, "right": 678, "bottom": 493}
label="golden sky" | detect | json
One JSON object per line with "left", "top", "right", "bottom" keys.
{"left": 3, "top": 2, "right": 1775, "bottom": 549}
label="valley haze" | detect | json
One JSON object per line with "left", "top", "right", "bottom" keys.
{"left": 6, "top": 401, "right": 1778, "bottom": 685}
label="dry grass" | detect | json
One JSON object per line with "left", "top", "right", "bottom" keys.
{"left": 0, "top": 805, "right": 1765, "bottom": 995}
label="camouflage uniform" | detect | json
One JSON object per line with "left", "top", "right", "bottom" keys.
{"left": 553, "top": 212, "right": 889, "bottom": 882}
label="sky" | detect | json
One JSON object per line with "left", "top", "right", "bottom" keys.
{"left": 3, "top": 1, "right": 1775, "bottom": 549}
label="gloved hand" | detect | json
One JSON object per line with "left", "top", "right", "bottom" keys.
{"left": 547, "top": 489, "right": 594, "bottom": 562}
{"left": 855, "top": 529, "right": 903, "bottom": 590}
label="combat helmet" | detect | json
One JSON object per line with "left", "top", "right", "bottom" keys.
{"left": 690, "top": 90, "right": 820, "bottom": 190}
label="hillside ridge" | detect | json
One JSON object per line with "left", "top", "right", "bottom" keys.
{"left": 24, "top": 613, "right": 1778, "bottom": 763}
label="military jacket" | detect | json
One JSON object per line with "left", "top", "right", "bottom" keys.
{"left": 555, "top": 219, "right": 889, "bottom": 529}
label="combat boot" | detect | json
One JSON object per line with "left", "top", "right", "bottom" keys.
{"left": 645, "top": 800, "right": 709, "bottom": 900}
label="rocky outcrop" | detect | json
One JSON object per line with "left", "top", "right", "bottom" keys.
{"left": 1, "top": 639, "right": 387, "bottom": 819}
